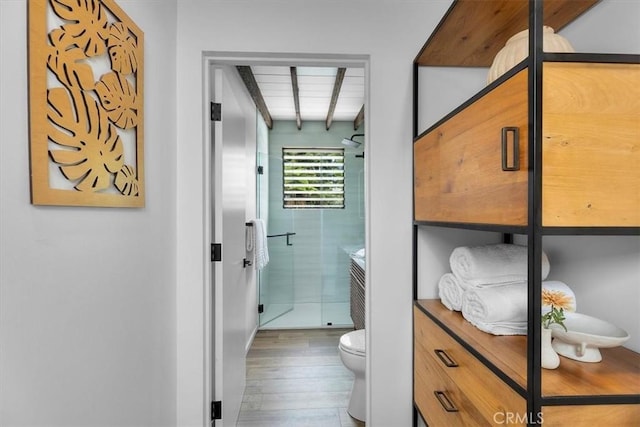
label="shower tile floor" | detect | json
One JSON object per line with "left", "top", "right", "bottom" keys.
{"left": 261, "top": 302, "right": 353, "bottom": 329}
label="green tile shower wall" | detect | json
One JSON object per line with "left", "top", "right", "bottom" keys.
{"left": 267, "top": 121, "right": 365, "bottom": 307}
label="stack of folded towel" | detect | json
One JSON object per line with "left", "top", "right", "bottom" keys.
{"left": 438, "top": 243, "right": 576, "bottom": 336}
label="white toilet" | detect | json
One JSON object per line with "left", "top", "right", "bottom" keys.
{"left": 339, "top": 329, "right": 366, "bottom": 422}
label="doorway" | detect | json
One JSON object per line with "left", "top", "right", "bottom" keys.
{"left": 203, "top": 52, "right": 369, "bottom": 426}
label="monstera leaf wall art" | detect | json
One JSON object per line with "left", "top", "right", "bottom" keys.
{"left": 29, "top": 0, "right": 144, "bottom": 207}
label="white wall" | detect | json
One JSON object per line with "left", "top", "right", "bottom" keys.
{"left": 0, "top": 1, "right": 178, "bottom": 426}
{"left": 175, "top": 1, "right": 453, "bottom": 425}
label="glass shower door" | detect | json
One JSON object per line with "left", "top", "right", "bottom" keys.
{"left": 257, "top": 152, "right": 295, "bottom": 326}
{"left": 258, "top": 230, "right": 295, "bottom": 326}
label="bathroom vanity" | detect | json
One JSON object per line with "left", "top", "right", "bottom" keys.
{"left": 350, "top": 254, "right": 365, "bottom": 330}
{"left": 412, "top": 0, "right": 640, "bottom": 425}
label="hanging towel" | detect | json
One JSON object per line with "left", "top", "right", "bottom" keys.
{"left": 450, "top": 243, "right": 550, "bottom": 287}
{"left": 438, "top": 273, "right": 467, "bottom": 311}
{"left": 461, "top": 280, "right": 576, "bottom": 336}
{"left": 250, "top": 219, "right": 269, "bottom": 270}
{"left": 245, "top": 224, "right": 255, "bottom": 252}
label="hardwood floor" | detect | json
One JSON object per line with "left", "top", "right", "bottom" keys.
{"left": 237, "top": 328, "right": 365, "bottom": 427}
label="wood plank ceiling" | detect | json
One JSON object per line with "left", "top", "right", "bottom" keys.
{"left": 236, "top": 66, "right": 365, "bottom": 131}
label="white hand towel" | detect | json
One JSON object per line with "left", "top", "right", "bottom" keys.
{"left": 450, "top": 243, "right": 550, "bottom": 287}
{"left": 245, "top": 224, "right": 255, "bottom": 252}
{"left": 438, "top": 273, "right": 468, "bottom": 311}
{"left": 461, "top": 280, "right": 576, "bottom": 336}
{"left": 251, "top": 219, "right": 269, "bottom": 270}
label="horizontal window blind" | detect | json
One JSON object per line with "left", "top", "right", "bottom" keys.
{"left": 283, "top": 148, "right": 345, "bottom": 209}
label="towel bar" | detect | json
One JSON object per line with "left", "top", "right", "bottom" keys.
{"left": 267, "top": 232, "right": 296, "bottom": 246}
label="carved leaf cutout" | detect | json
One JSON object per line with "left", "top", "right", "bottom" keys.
{"left": 47, "top": 87, "right": 124, "bottom": 192}
{"left": 47, "top": 29, "right": 96, "bottom": 90}
{"left": 95, "top": 71, "right": 139, "bottom": 129}
{"left": 50, "top": 0, "right": 109, "bottom": 57}
{"left": 114, "top": 165, "right": 139, "bottom": 196}
{"left": 108, "top": 22, "right": 138, "bottom": 75}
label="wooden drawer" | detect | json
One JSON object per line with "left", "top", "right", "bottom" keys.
{"left": 414, "top": 307, "right": 526, "bottom": 425}
{"left": 415, "top": 342, "right": 491, "bottom": 426}
{"left": 414, "top": 69, "right": 529, "bottom": 225}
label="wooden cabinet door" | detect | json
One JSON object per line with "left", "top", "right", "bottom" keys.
{"left": 542, "top": 62, "right": 640, "bottom": 227}
{"left": 414, "top": 70, "right": 528, "bottom": 225}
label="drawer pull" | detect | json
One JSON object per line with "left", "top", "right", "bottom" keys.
{"left": 434, "top": 390, "right": 459, "bottom": 412}
{"left": 501, "top": 126, "right": 520, "bottom": 171}
{"left": 434, "top": 349, "right": 458, "bottom": 367}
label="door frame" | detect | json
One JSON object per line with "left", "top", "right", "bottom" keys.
{"left": 202, "top": 51, "right": 370, "bottom": 426}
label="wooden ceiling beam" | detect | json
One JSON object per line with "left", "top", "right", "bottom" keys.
{"left": 325, "top": 67, "right": 346, "bottom": 130}
{"left": 353, "top": 104, "right": 364, "bottom": 130}
{"left": 290, "top": 67, "right": 302, "bottom": 130}
{"left": 236, "top": 65, "right": 273, "bottom": 129}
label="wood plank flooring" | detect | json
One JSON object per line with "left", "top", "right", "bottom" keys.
{"left": 237, "top": 328, "right": 366, "bottom": 427}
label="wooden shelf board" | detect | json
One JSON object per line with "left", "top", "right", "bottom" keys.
{"left": 414, "top": 0, "right": 600, "bottom": 67}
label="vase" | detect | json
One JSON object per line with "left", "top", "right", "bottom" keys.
{"left": 541, "top": 327, "right": 560, "bottom": 369}
{"left": 487, "top": 26, "right": 575, "bottom": 84}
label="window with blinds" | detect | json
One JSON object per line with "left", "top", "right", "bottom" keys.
{"left": 283, "top": 147, "right": 345, "bottom": 209}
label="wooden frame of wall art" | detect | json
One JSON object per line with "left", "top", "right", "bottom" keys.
{"left": 28, "top": 0, "right": 144, "bottom": 207}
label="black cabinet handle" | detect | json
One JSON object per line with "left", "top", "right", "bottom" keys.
{"left": 434, "top": 390, "right": 459, "bottom": 412}
{"left": 434, "top": 349, "right": 458, "bottom": 367}
{"left": 501, "top": 126, "right": 520, "bottom": 171}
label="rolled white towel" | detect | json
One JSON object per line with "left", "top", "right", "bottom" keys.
{"left": 438, "top": 273, "right": 467, "bottom": 311}
{"left": 450, "top": 243, "right": 550, "bottom": 287}
{"left": 464, "top": 319, "right": 528, "bottom": 336}
{"left": 462, "top": 282, "right": 528, "bottom": 325}
{"left": 461, "top": 280, "right": 576, "bottom": 336}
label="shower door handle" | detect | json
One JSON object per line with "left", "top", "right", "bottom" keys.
{"left": 285, "top": 232, "right": 296, "bottom": 246}
{"left": 267, "top": 232, "right": 297, "bottom": 246}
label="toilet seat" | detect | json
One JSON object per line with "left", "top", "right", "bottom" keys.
{"left": 339, "top": 329, "right": 365, "bottom": 357}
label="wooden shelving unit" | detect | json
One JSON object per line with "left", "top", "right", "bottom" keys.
{"left": 412, "top": 0, "right": 640, "bottom": 425}
{"left": 416, "top": 300, "right": 640, "bottom": 398}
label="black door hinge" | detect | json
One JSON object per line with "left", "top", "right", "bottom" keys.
{"left": 258, "top": 304, "right": 264, "bottom": 314}
{"left": 211, "top": 400, "right": 222, "bottom": 420}
{"left": 211, "top": 102, "right": 222, "bottom": 121}
{"left": 211, "top": 243, "right": 222, "bottom": 262}
{"left": 257, "top": 165, "right": 264, "bottom": 175}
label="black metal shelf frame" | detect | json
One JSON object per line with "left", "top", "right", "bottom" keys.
{"left": 411, "top": 1, "right": 639, "bottom": 425}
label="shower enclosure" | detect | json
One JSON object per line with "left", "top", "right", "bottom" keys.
{"left": 256, "top": 121, "right": 365, "bottom": 329}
